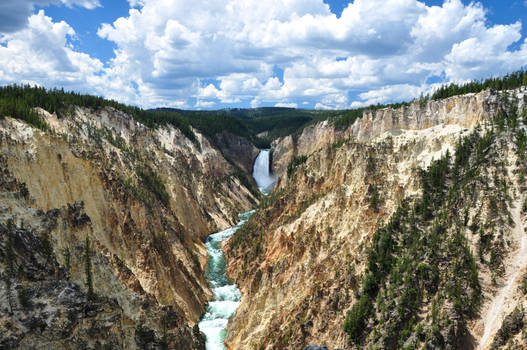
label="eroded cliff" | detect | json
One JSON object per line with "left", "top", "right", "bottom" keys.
{"left": 226, "top": 89, "right": 527, "bottom": 349}
{"left": 0, "top": 106, "right": 259, "bottom": 349}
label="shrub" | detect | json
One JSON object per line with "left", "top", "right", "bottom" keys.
{"left": 344, "top": 293, "right": 373, "bottom": 345}
{"left": 287, "top": 155, "right": 308, "bottom": 178}
{"left": 136, "top": 166, "right": 170, "bottom": 206}
{"left": 17, "top": 288, "right": 31, "bottom": 309}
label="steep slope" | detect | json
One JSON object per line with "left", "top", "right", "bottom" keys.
{"left": 225, "top": 89, "right": 527, "bottom": 349}
{"left": 0, "top": 105, "right": 259, "bottom": 349}
{"left": 272, "top": 90, "right": 498, "bottom": 185}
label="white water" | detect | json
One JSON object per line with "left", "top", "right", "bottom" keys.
{"left": 199, "top": 149, "right": 274, "bottom": 349}
{"left": 253, "top": 149, "right": 276, "bottom": 195}
{"left": 198, "top": 210, "right": 254, "bottom": 350}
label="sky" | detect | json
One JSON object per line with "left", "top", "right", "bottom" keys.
{"left": 0, "top": 0, "right": 526, "bottom": 110}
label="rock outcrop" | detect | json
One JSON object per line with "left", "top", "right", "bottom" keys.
{"left": 0, "top": 106, "right": 259, "bottom": 349}
{"left": 225, "top": 89, "right": 527, "bottom": 350}
{"left": 215, "top": 131, "right": 260, "bottom": 174}
{"left": 272, "top": 90, "right": 500, "bottom": 186}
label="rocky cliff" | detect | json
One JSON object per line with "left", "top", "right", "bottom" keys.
{"left": 215, "top": 131, "right": 260, "bottom": 175}
{"left": 226, "top": 89, "right": 527, "bottom": 349}
{"left": 0, "top": 106, "right": 259, "bottom": 349}
{"left": 272, "top": 90, "right": 499, "bottom": 187}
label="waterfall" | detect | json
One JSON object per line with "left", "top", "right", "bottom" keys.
{"left": 252, "top": 149, "right": 276, "bottom": 195}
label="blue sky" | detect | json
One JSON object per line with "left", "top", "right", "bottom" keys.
{"left": 0, "top": 0, "right": 526, "bottom": 110}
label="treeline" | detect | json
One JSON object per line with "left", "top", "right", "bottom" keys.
{"left": 342, "top": 94, "right": 527, "bottom": 347}
{"left": 3, "top": 69, "right": 526, "bottom": 146}
{"left": 244, "top": 113, "right": 312, "bottom": 140}
{"left": 0, "top": 84, "right": 198, "bottom": 140}
{"left": 312, "top": 101, "right": 411, "bottom": 132}
{"left": 326, "top": 70, "right": 527, "bottom": 132}
{"left": 431, "top": 69, "right": 527, "bottom": 100}
{"left": 0, "top": 84, "right": 278, "bottom": 147}
{"left": 157, "top": 109, "right": 270, "bottom": 148}
{"left": 171, "top": 107, "right": 320, "bottom": 146}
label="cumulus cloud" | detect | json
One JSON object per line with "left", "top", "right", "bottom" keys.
{"left": 195, "top": 100, "right": 216, "bottom": 108}
{"left": 91, "top": 0, "right": 526, "bottom": 108}
{"left": 127, "top": 0, "right": 146, "bottom": 8}
{"left": 351, "top": 84, "right": 424, "bottom": 107}
{"left": 0, "top": 0, "right": 100, "bottom": 33}
{"left": 0, "top": 10, "right": 104, "bottom": 92}
{"left": 60, "top": 0, "right": 100, "bottom": 9}
{"left": 314, "top": 103, "right": 338, "bottom": 110}
{"left": 1, "top": 0, "right": 526, "bottom": 109}
{"left": 275, "top": 102, "right": 298, "bottom": 108}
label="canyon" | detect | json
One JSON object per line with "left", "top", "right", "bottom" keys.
{"left": 1, "top": 87, "right": 527, "bottom": 350}
{"left": 0, "top": 106, "right": 259, "bottom": 348}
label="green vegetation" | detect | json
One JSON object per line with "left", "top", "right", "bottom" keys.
{"left": 0, "top": 85, "right": 423, "bottom": 149}
{"left": 135, "top": 323, "right": 156, "bottom": 347}
{"left": 431, "top": 69, "right": 527, "bottom": 100}
{"left": 287, "top": 155, "right": 308, "bottom": 178}
{"left": 2, "top": 70, "right": 526, "bottom": 150}
{"left": 230, "top": 218, "right": 259, "bottom": 251}
{"left": 136, "top": 166, "right": 170, "bottom": 207}
{"left": 343, "top": 293, "right": 373, "bottom": 345}
{"left": 62, "top": 248, "right": 71, "bottom": 277}
{"left": 17, "top": 288, "right": 31, "bottom": 309}
{"left": 0, "top": 96, "right": 49, "bottom": 131}
{"left": 5, "top": 219, "right": 15, "bottom": 276}
{"left": 157, "top": 107, "right": 318, "bottom": 147}
{"left": 521, "top": 272, "right": 527, "bottom": 295}
{"left": 153, "top": 231, "right": 170, "bottom": 256}
{"left": 491, "top": 307, "right": 525, "bottom": 350}
{"left": 119, "top": 162, "right": 176, "bottom": 209}
{"left": 0, "top": 84, "right": 197, "bottom": 140}
{"left": 368, "top": 184, "right": 380, "bottom": 212}
{"left": 341, "top": 94, "right": 527, "bottom": 348}
{"left": 331, "top": 108, "right": 364, "bottom": 131}
{"left": 342, "top": 125, "right": 517, "bottom": 348}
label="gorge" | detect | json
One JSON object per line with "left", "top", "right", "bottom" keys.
{"left": 2, "top": 0, "right": 527, "bottom": 348}
{"left": 199, "top": 149, "right": 275, "bottom": 350}
{"left": 1, "top": 83, "right": 527, "bottom": 350}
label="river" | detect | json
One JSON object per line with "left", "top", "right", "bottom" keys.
{"left": 198, "top": 149, "right": 275, "bottom": 350}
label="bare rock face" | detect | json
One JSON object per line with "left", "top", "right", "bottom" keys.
{"left": 225, "top": 89, "right": 527, "bottom": 350}
{"left": 272, "top": 120, "right": 343, "bottom": 187}
{"left": 349, "top": 90, "right": 498, "bottom": 140}
{"left": 0, "top": 106, "right": 259, "bottom": 349}
{"left": 272, "top": 90, "right": 499, "bottom": 185}
{"left": 215, "top": 131, "right": 260, "bottom": 174}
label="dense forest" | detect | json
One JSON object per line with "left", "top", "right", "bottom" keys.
{"left": 0, "top": 85, "right": 253, "bottom": 145}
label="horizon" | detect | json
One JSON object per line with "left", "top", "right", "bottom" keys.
{"left": 0, "top": 0, "right": 526, "bottom": 110}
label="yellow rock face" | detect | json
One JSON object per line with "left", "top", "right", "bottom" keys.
{"left": 225, "top": 89, "right": 524, "bottom": 350}
{"left": 0, "top": 105, "right": 259, "bottom": 349}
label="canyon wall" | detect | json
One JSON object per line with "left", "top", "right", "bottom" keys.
{"left": 226, "top": 89, "right": 527, "bottom": 349}
{"left": 0, "top": 106, "right": 259, "bottom": 349}
{"left": 272, "top": 90, "right": 499, "bottom": 186}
